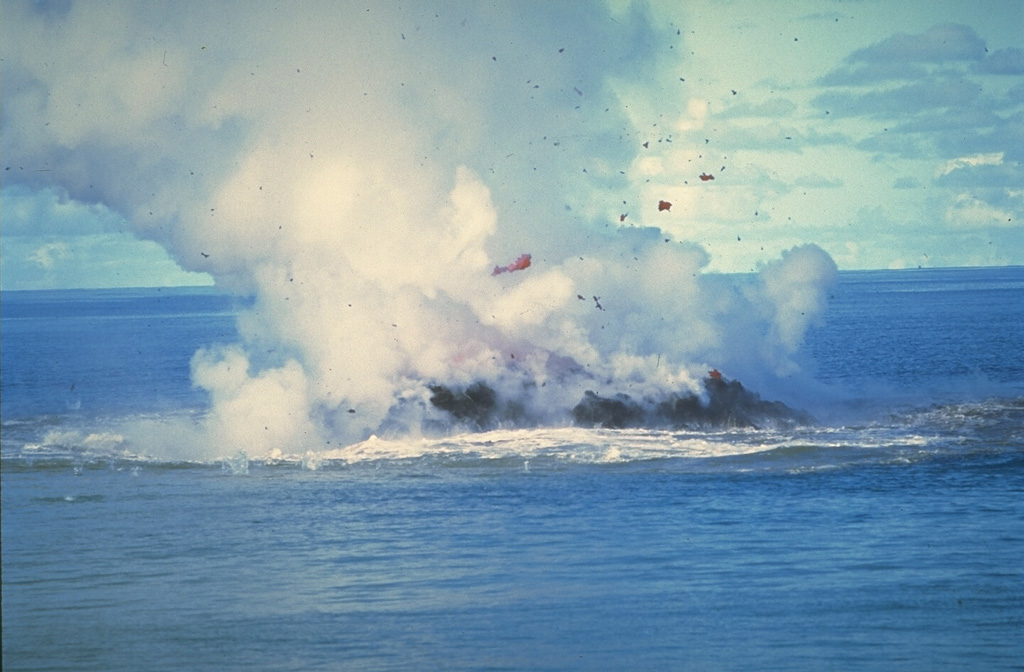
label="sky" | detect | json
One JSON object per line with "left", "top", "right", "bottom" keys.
{"left": 2, "top": 0, "right": 1021, "bottom": 291}
{"left": 0, "top": 0, "right": 1021, "bottom": 454}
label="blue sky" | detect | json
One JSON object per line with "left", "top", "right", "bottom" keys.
{"left": 1, "top": 0, "right": 1021, "bottom": 290}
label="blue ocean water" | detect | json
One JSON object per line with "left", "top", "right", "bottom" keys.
{"left": 3, "top": 267, "right": 1023, "bottom": 671}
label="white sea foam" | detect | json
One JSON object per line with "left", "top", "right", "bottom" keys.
{"left": 4, "top": 397, "right": 1016, "bottom": 473}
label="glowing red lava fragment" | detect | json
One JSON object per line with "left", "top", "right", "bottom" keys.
{"left": 492, "top": 253, "right": 532, "bottom": 276}
{"left": 699, "top": 173, "right": 715, "bottom": 181}
{"left": 658, "top": 200, "right": 672, "bottom": 211}
{"left": 708, "top": 368, "right": 723, "bottom": 380}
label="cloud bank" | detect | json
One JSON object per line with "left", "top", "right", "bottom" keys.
{"left": 2, "top": 1, "right": 838, "bottom": 456}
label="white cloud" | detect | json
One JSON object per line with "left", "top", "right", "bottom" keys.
{"left": 945, "top": 193, "right": 1017, "bottom": 229}
{"left": 0, "top": 185, "right": 214, "bottom": 289}
{"left": 936, "top": 152, "right": 1004, "bottom": 177}
{"left": 28, "top": 241, "right": 71, "bottom": 269}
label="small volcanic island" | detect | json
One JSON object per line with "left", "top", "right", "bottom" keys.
{"left": 426, "top": 373, "right": 811, "bottom": 433}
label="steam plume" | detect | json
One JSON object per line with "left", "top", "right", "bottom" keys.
{"left": 2, "top": 1, "right": 837, "bottom": 456}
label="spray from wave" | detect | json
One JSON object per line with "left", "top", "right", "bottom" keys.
{"left": 3, "top": 1, "right": 837, "bottom": 459}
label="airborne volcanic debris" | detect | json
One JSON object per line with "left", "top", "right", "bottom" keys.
{"left": 492, "top": 253, "right": 531, "bottom": 276}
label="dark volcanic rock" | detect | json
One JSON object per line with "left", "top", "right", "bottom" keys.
{"left": 428, "top": 376, "right": 811, "bottom": 433}
{"left": 571, "top": 391, "right": 645, "bottom": 429}
{"left": 428, "top": 382, "right": 500, "bottom": 431}
{"left": 573, "top": 377, "right": 811, "bottom": 430}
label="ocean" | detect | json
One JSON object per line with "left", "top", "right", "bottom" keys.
{"left": 2, "top": 267, "right": 1023, "bottom": 671}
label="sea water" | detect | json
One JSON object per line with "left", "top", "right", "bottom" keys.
{"left": 2, "top": 268, "right": 1023, "bottom": 671}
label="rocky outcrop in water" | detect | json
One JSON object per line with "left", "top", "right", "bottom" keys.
{"left": 571, "top": 377, "right": 812, "bottom": 429}
{"left": 427, "top": 382, "right": 525, "bottom": 432}
{"left": 426, "top": 376, "right": 811, "bottom": 433}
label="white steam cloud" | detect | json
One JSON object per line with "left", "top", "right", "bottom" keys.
{"left": 3, "top": 1, "right": 837, "bottom": 457}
